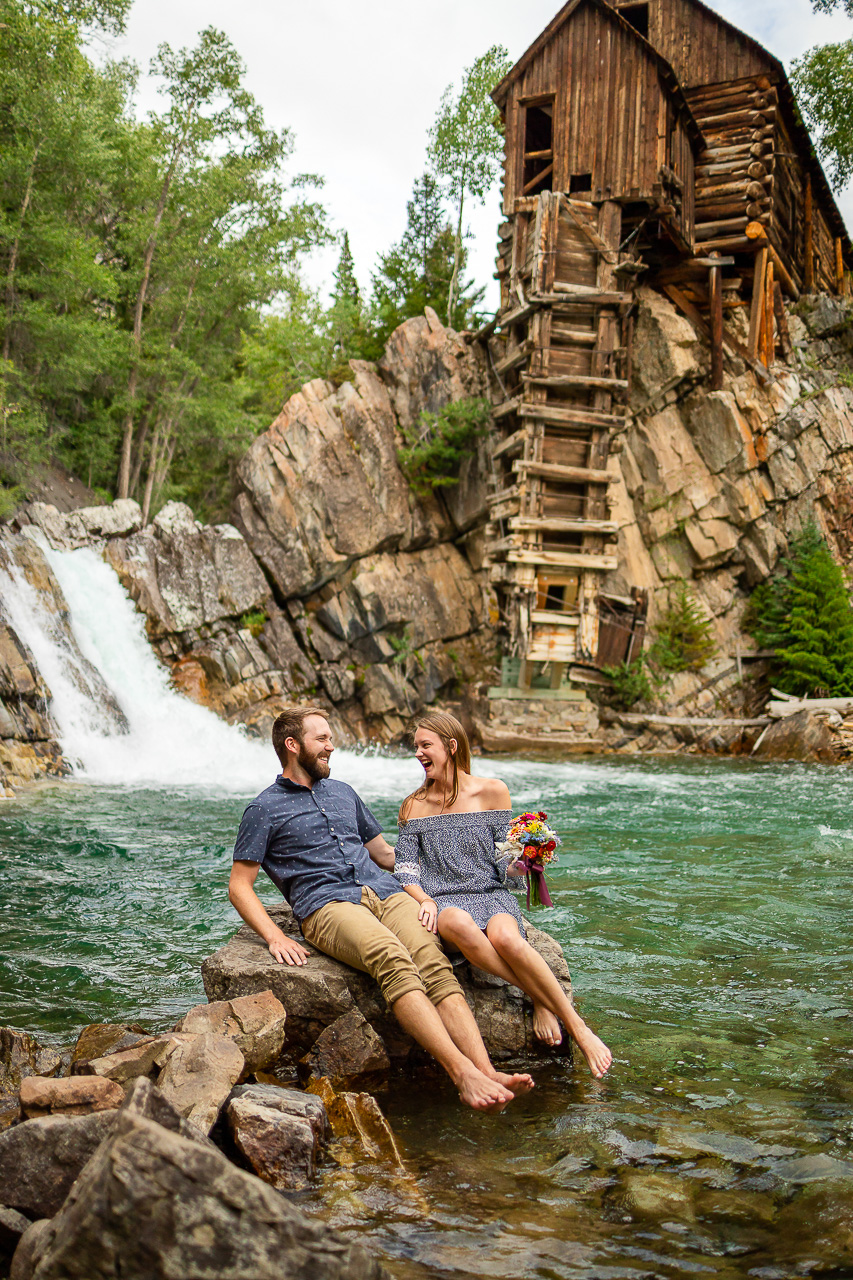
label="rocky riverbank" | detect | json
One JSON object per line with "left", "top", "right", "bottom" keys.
{"left": 3, "top": 293, "right": 853, "bottom": 792}
{"left": 0, "top": 917, "right": 573, "bottom": 1278}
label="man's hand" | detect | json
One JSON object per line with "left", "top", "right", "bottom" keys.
{"left": 268, "top": 930, "right": 311, "bottom": 966}
{"left": 418, "top": 898, "right": 438, "bottom": 933}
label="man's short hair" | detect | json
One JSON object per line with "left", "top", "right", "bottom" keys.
{"left": 272, "top": 706, "right": 330, "bottom": 765}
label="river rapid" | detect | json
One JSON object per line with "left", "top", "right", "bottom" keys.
{"left": 1, "top": 751, "right": 851, "bottom": 1280}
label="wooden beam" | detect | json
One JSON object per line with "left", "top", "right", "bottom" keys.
{"left": 509, "top": 516, "right": 618, "bottom": 534}
{"left": 513, "top": 459, "right": 613, "bottom": 484}
{"left": 709, "top": 258, "right": 723, "bottom": 391}
{"left": 804, "top": 175, "right": 814, "bottom": 293}
{"left": 763, "top": 259, "right": 774, "bottom": 368}
{"left": 518, "top": 403, "right": 626, "bottom": 428}
{"left": 521, "top": 373, "right": 629, "bottom": 392}
{"left": 493, "top": 396, "right": 522, "bottom": 420}
{"left": 492, "top": 427, "right": 528, "bottom": 460}
{"left": 773, "top": 280, "right": 791, "bottom": 358}
{"left": 836, "top": 237, "right": 845, "bottom": 295}
{"left": 494, "top": 341, "right": 532, "bottom": 376}
{"left": 506, "top": 548, "right": 619, "bottom": 570}
{"left": 748, "top": 246, "right": 767, "bottom": 358}
{"left": 547, "top": 284, "right": 632, "bottom": 304}
{"left": 663, "top": 283, "right": 772, "bottom": 382}
{"left": 745, "top": 227, "right": 799, "bottom": 299}
{"left": 530, "top": 610, "right": 580, "bottom": 626}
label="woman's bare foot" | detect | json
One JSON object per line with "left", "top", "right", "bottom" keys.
{"left": 455, "top": 1065, "right": 515, "bottom": 1111}
{"left": 573, "top": 1024, "right": 612, "bottom": 1078}
{"left": 491, "top": 1069, "right": 535, "bottom": 1095}
{"left": 533, "top": 1003, "right": 563, "bottom": 1046}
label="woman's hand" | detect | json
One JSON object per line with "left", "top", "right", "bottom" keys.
{"left": 418, "top": 898, "right": 438, "bottom": 933}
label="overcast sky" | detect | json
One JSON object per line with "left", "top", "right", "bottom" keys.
{"left": 103, "top": 0, "right": 853, "bottom": 311}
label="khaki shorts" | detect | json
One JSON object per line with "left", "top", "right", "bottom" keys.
{"left": 301, "top": 887, "right": 462, "bottom": 1008}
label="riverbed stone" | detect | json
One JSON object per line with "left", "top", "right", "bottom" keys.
{"left": 0, "top": 1205, "right": 31, "bottom": 1271}
{"left": 307, "top": 1078, "right": 404, "bottom": 1168}
{"left": 19, "top": 1076, "right": 124, "bottom": 1119}
{"left": 20, "top": 1111, "right": 388, "bottom": 1280}
{"left": 617, "top": 1169, "right": 696, "bottom": 1221}
{"left": 202, "top": 904, "right": 573, "bottom": 1066}
{"left": 298, "top": 1007, "right": 390, "bottom": 1089}
{"left": 155, "top": 1032, "right": 244, "bottom": 1134}
{"left": 69, "top": 1023, "right": 150, "bottom": 1067}
{"left": 0, "top": 1029, "right": 63, "bottom": 1133}
{"left": 118, "top": 1076, "right": 218, "bottom": 1152}
{"left": 175, "top": 990, "right": 287, "bottom": 1075}
{"left": 0, "top": 1111, "right": 115, "bottom": 1218}
{"left": 73, "top": 1032, "right": 185, "bottom": 1086}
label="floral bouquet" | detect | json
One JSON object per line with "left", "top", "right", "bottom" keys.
{"left": 495, "top": 811, "right": 561, "bottom": 908}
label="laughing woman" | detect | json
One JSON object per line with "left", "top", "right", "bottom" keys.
{"left": 394, "top": 712, "right": 612, "bottom": 1079}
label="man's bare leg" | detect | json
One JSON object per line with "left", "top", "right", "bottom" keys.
{"left": 391, "top": 989, "right": 515, "bottom": 1111}
{"left": 434, "top": 992, "right": 534, "bottom": 1096}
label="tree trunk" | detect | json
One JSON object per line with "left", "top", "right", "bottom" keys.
{"left": 3, "top": 142, "right": 41, "bottom": 364}
{"left": 141, "top": 417, "right": 163, "bottom": 525}
{"left": 447, "top": 176, "right": 466, "bottom": 328}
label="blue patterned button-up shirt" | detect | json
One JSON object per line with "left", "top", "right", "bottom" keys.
{"left": 233, "top": 775, "right": 400, "bottom": 922}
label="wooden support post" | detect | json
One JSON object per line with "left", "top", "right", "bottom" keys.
{"left": 804, "top": 175, "right": 814, "bottom": 294}
{"left": 748, "top": 246, "right": 767, "bottom": 359}
{"left": 708, "top": 256, "right": 724, "bottom": 390}
{"left": 763, "top": 260, "right": 775, "bottom": 368}
{"left": 835, "top": 237, "right": 844, "bottom": 295}
{"left": 549, "top": 661, "right": 565, "bottom": 690}
{"left": 518, "top": 659, "right": 534, "bottom": 691}
{"left": 773, "top": 281, "right": 791, "bottom": 358}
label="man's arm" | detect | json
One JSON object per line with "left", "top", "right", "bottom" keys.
{"left": 364, "top": 833, "right": 395, "bottom": 871}
{"left": 228, "top": 861, "right": 311, "bottom": 966}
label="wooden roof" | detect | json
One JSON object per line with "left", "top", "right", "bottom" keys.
{"left": 493, "top": 0, "right": 851, "bottom": 255}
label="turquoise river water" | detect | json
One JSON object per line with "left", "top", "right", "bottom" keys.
{"left": 1, "top": 751, "right": 851, "bottom": 1279}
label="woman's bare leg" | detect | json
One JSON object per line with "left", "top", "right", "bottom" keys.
{"left": 485, "top": 915, "right": 612, "bottom": 1078}
{"left": 437, "top": 909, "right": 562, "bottom": 1046}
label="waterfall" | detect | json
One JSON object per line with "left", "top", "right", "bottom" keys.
{"left": 0, "top": 533, "right": 423, "bottom": 799}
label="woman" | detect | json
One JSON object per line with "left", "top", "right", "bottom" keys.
{"left": 394, "top": 711, "right": 612, "bottom": 1079}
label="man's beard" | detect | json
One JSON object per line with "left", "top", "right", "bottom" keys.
{"left": 298, "top": 744, "right": 331, "bottom": 782}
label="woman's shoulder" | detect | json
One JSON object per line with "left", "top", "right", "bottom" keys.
{"left": 465, "top": 775, "right": 512, "bottom": 809}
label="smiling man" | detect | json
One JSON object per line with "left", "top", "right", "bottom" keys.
{"left": 229, "top": 705, "right": 533, "bottom": 1111}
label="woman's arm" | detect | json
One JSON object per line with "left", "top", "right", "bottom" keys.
{"left": 393, "top": 825, "right": 437, "bottom": 932}
{"left": 401, "top": 883, "right": 438, "bottom": 933}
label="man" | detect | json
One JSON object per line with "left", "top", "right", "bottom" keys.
{"left": 229, "top": 706, "right": 533, "bottom": 1111}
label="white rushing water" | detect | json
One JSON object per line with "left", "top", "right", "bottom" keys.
{"left": 0, "top": 535, "right": 425, "bottom": 797}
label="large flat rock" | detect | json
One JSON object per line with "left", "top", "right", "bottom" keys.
{"left": 202, "top": 905, "right": 573, "bottom": 1065}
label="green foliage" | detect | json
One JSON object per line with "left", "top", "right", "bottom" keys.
{"left": 791, "top": 40, "right": 853, "bottom": 191}
{"left": 239, "top": 609, "right": 268, "bottom": 638}
{"left": 749, "top": 523, "right": 853, "bottom": 696}
{"left": 427, "top": 45, "right": 512, "bottom": 325}
{"left": 388, "top": 626, "right": 425, "bottom": 670}
{"left": 649, "top": 582, "right": 717, "bottom": 673}
{"left": 397, "top": 397, "right": 491, "bottom": 496}
{"left": 602, "top": 658, "right": 654, "bottom": 709}
{"left": 371, "top": 173, "right": 483, "bottom": 345}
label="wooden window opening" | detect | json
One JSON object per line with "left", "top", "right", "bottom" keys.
{"left": 616, "top": 0, "right": 650, "bottom": 37}
{"left": 569, "top": 172, "right": 593, "bottom": 195}
{"left": 522, "top": 99, "right": 554, "bottom": 196}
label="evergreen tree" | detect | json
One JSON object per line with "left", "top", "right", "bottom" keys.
{"left": 751, "top": 524, "right": 853, "bottom": 695}
{"left": 371, "top": 172, "right": 483, "bottom": 346}
{"left": 326, "top": 232, "right": 380, "bottom": 373}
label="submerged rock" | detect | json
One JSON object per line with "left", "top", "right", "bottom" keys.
{"left": 17, "top": 1111, "right": 389, "bottom": 1280}
{"left": 202, "top": 904, "right": 574, "bottom": 1067}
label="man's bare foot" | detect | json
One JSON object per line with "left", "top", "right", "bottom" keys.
{"left": 574, "top": 1025, "right": 612, "bottom": 1078}
{"left": 533, "top": 1003, "right": 562, "bottom": 1046}
{"left": 456, "top": 1065, "right": 515, "bottom": 1111}
{"left": 491, "top": 1069, "right": 535, "bottom": 1096}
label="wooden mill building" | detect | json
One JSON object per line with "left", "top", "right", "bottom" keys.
{"left": 484, "top": 0, "right": 852, "bottom": 694}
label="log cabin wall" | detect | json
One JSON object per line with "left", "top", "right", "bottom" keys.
{"left": 500, "top": 0, "right": 699, "bottom": 247}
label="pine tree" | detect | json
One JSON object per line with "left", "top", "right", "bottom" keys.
{"left": 326, "top": 232, "right": 380, "bottom": 372}
{"left": 371, "top": 172, "right": 483, "bottom": 347}
{"left": 751, "top": 524, "right": 853, "bottom": 695}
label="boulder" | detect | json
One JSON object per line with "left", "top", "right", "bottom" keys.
{"left": 226, "top": 1085, "right": 328, "bottom": 1191}
{"left": 202, "top": 905, "right": 574, "bottom": 1066}
{"left": 175, "top": 990, "right": 286, "bottom": 1075}
{"left": 0, "top": 1205, "right": 31, "bottom": 1270}
{"left": 298, "top": 1007, "right": 390, "bottom": 1089}
{"left": 753, "top": 710, "right": 838, "bottom": 764}
{"left": 0, "top": 1029, "right": 62, "bottom": 1133}
{"left": 69, "top": 1023, "right": 150, "bottom": 1067}
{"left": 23, "top": 501, "right": 142, "bottom": 550}
{"left": 118, "top": 1076, "right": 218, "bottom": 1151}
{"left": 155, "top": 1032, "right": 244, "bottom": 1134}
{"left": 19, "top": 1076, "right": 124, "bottom": 1119}
{"left": 0, "top": 1111, "right": 115, "bottom": 1218}
{"left": 9, "top": 1219, "right": 50, "bottom": 1280}
{"left": 72, "top": 1033, "right": 184, "bottom": 1086}
{"left": 18, "top": 1111, "right": 388, "bottom": 1280}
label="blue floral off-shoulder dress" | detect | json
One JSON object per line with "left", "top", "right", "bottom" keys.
{"left": 394, "top": 809, "right": 526, "bottom": 937}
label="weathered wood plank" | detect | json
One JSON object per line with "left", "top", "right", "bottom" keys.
{"left": 514, "top": 459, "right": 613, "bottom": 484}
{"left": 506, "top": 548, "right": 619, "bottom": 570}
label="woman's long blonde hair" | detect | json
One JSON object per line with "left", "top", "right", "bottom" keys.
{"left": 398, "top": 711, "right": 472, "bottom": 824}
